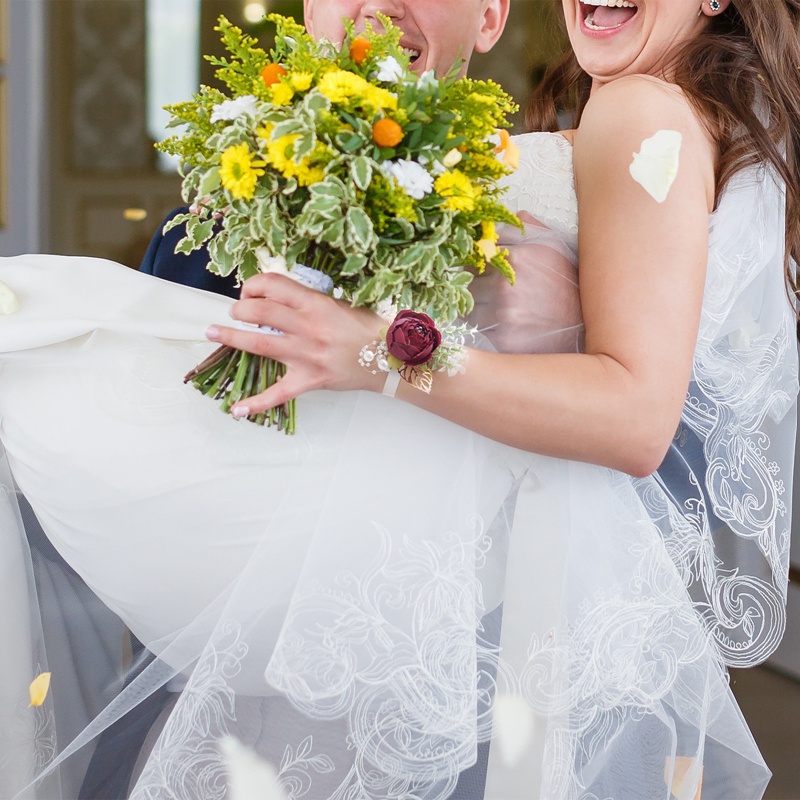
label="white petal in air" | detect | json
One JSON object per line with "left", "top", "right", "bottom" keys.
{"left": 0, "top": 280, "right": 20, "bottom": 314}
{"left": 219, "top": 736, "right": 287, "bottom": 800}
{"left": 493, "top": 692, "right": 535, "bottom": 766}
{"left": 629, "top": 130, "right": 683, "bottom": 204}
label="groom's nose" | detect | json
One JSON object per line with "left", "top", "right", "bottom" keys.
{"left": 359, "top": 0, "right": 407, "bottom": 24}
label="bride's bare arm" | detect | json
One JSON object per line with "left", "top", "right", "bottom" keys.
{"left": 210, "top": 78, "right": 716, "bottom": 477}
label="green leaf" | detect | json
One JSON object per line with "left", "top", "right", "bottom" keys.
{"left": 163, "top": 213, "right": 193, "bottom": 234}
{"left": 335, "top": 131, "right": 364, "bottom": 153}
{"left": 350, "top": 156, "right": 373, "bottom": 191}
{"left": 199, "top": 167, "right": 221, "bottom": 196}
{"left": 175, "top": 236, "right": 195, "bottom": 255}
{"left": 352, "top": 276, "right": 379, "bottom": 307}
{"left": 338, "top": 254, "right": 369, "bottom": 276}
{"left": 319, "top": 218, "right": 345, "bottom": 249}
{"left": 305, "top": 92, "right": 331, "bottom": 114}
{"left": 272, "top": 119, "right": 304, "bottom": 139}
{"left": 310, "top": 179, "right": 345, "bottom": 199}
{"left": 345, "top": 206, "right": 375, "bottom": 252}
{"left": 208, "top": 236, "right": 237, "bottom": 277}
{"left": 192, "top": 219, "right": 216, "bottom": 247}
{"left": 303, "top": 196, "right": 341, "bottom": 218}
{"left": 293, "top": 132, "right": 316, "bottom": 161}
{"left": 238, "top": 249, "right": 260, "bottom": 281}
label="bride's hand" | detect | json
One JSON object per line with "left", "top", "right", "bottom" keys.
{"left": 206, "top": 273, "right": 385, "bottom": 417}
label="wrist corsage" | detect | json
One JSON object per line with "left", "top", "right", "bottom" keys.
{"left": 359, "top": 311, "right": 471, "bottom": 397}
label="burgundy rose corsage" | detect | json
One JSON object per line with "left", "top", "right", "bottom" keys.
{"left": 359, "top": 311, "right": 471, "bottom": 396}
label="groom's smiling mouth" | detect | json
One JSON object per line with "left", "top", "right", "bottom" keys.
{"left": 580, "top": 0, "right": 638, "bottom": 32}
{"left": 400, "top": 41, "right": 422, "bottom": 67}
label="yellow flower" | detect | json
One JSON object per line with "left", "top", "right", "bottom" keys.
{"left": 255, "top": 124, "right": 274, "bottom": 140}
{"left": 219, "top": 142, "right": 266, "bottom": 200}
{"left": 476, "top": 221, "right": 500, "bottom": 261}
{"left": 494, "top": 129, "right": 520, "bottom": 170}
{"left": 481, "top": 220, "right": 498, "bottom": 242}
{"left": 264, "top": 134, "right": 300, "bottom": 176}
{"left": 264, "top": 135, "right": 327, "bottom": 186}
{"left": 270, "top": 82, "right": 295, "bottom": 106}
{"left": 289, "top": 72, "right": 314, "bottom": 92}
{"left": 317, "top": 69, "right": 397, "bottom": 111}
{"left": 317, "top": 69, "right": 369, "bottom": 104}
{"left": 434, "top": 170, "right": 480, "bottom": 212}
{"left": 362, "top": 85, "right": 398, "bottom": 112}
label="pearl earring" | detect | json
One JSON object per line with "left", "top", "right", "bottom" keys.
{"left": 709, "top": 0, "right": 721, "bottom": 10}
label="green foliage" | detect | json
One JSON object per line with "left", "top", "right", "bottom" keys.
{"left": 156, "top": 13, "right": 524, "bottom": 324}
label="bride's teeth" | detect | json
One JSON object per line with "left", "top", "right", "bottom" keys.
{"left": 582, "top": 0, "right": 636, "bottom": 29}
{"left": 581, "top": 0, "right": 636, "bottom": 6}
{"left": 402, "top": 47, "right": 421, "bottom": 61}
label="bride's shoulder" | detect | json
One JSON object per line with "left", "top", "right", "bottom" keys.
{"left": 577, "top": 75, "right": 712, "bottom": 152}
{"left": 574, "top": 75, "right": 716, "bottom": 202}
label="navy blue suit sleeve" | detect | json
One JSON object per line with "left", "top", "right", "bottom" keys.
{"left": 139, "top": 207, "right": 240, "bottom": 300}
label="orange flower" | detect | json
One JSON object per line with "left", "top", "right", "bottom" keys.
{"left": 372, "top": 118, "right": 404, "bottom": 148}
{"left": 350, "top": 38, "right": 371, "bottom": 66}
{"left": 261, "top": 63, "right": 287, "bottom": 88}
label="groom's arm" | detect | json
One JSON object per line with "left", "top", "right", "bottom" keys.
{"left": 139, "top": 206, "right": 240, "bottom": 299}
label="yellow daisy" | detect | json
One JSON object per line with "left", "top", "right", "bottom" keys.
{"left": 219, "top": 142, "right": 266, "bottom": 200}
{"left": 434, "top": 170, "right": 480, "bottom": 213}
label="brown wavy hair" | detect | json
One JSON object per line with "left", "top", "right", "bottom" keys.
{"left": 526, "top": 0, "right": 800, "bottom": 305}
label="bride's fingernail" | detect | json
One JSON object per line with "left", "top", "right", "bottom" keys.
{"left": 206, "top": 325, "right": 221, "bottom": 341}
{"left": 231, "top": 406, "right": 250, "bottom": 419}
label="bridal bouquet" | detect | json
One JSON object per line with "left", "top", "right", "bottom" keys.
{"left": 158, "top": 14, "right": 520, "bottom": 432}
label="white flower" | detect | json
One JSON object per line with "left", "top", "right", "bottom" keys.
{"left": 375, "top": 56, "right": 405, "bottom": 84}
{"left": 255, "top": 249, "right": 292, "bottom": 276}
{"left": 210, "top": 95, "right": 259, "bottom": 124}
{"left": 416, "top": 70, "right": 437, "bottom": 92}
{"left": 384, "top": 159, "right": 434, "bottom": 199}
{"left": 219, "top": 737, "right": 286, "bottom": 800}
{"left": 629, "top": 129, "right": 683, "bottom": 204}
{"left": 0, "top": 280, "right": 19, "bottom": 315}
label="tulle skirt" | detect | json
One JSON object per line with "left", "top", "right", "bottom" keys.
{"left": 0, "top": 255, "right": 773, "bottom": 799}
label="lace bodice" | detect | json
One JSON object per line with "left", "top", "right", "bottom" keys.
{"left": 502, "top": 132, "right": 578, "bottom": 250}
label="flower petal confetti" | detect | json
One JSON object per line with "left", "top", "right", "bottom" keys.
{"left": 0, "top": 280, "right": 20, "bottom": 315}
{"left": 219, "top": 736, "right": 287, "bottom": 800}
{"left": 629, "top": 129, "right": 682, "bottom": 204}
{"left": 28, "top": 672, "right": 51, "bottom": 707}
{"left": 492, "top": 692, "right": 535, "bottom": 766}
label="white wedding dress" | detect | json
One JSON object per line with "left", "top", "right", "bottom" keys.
{"left": 0, "top": 132, "right": 796, "bottom": 800}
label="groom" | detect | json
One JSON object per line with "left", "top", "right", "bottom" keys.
{"left": 140, "top": 0, "right": 511, "bottom": 295}
{"left": 85, "top": 3, "right": 510, "bottom": 799}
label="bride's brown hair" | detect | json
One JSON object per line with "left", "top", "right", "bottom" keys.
{"left": 527, "top": 0, "right": 800, "bottom": 303}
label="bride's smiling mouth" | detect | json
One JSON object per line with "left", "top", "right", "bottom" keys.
{"left": 580, "top": 0, "right": 639, "bottom": 34}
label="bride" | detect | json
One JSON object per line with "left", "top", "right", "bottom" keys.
{"left": 2, "top": 0, "right": 799, "bottom": 798}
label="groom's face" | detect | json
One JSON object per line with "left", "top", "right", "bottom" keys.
{"left": 303, "top": 0, "right": 510, "bottom": 77}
